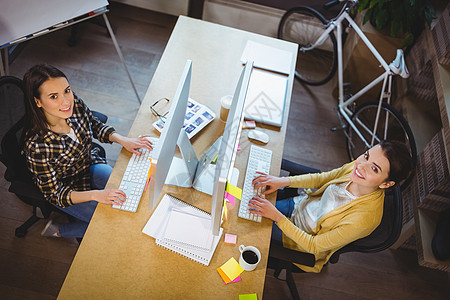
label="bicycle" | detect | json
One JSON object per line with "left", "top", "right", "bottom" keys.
{"left": 278, "top": 0, "right": 417, "bottom": 190}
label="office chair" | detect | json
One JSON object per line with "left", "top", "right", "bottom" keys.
{"left": 267, "top": 158, "right": 403, "bottom": 300}
{"left": 0, "top": 75, "right": 108, "bottom": 237}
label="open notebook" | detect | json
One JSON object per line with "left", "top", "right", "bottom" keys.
{"left": 142, "top": 194, "right": 223, "bottom": 266}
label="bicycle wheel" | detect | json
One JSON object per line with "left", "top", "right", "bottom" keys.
{"left": 278, "top": 6, "right": 338, "bottom": 86}
{"left": 346, "top": 102, "right": 417, "bottom": 190}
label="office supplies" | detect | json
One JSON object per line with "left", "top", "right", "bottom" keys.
{"left": 243, "top": 120, "right": 256, "bottom": 129}
{"left": 152, "top": 97, "right": 216, "bottom": 139}
{"left": 239, "top": 294, "right": 258, "bottom": 300}
{"left": 112, "top": 137, "right": 158, "bottom": 212}
{"left": 217, "top": 257, "right": 244, "bottom": 283}
{"left": 142, "top": 193, "right": 223, "bottom": 266}
{"left": 224, "top": 192, "right": 236, "bottom": 207}
{"left": 238, "top": 145, "right": 272, "bottom": 222}
{"left": 224, "top": 234, "right": 237, "bottom": 244}
{"left": 223, "top": 276, "right": 241, "bottom": 284}
{"left": 247, "top": 130, "right": 269, "bottom": 144}
{"left": 162, "top": 209, "right": 214, "bottom": 251}
{"left": 244, "top": 69, "right": 288, "bottom": 127}
{"left": 240, "top": 40, "right": 293, "bottom": 75}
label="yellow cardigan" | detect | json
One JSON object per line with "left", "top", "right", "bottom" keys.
{"left": 276, "top": 161, "right": 385, "bottom": 273}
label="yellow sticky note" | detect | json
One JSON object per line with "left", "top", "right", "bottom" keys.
{"left": 217, "top": 257, "right": 244, "bottom": 283}
{"left": 239, "top": 293, "right": 257, "bottom": 300}
{"left": 226, "top": 183, "right": 242, "bottom": 200}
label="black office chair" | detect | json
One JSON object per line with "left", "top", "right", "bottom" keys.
{"left": 0, "top": 75, "right": 108, "bottom": 237}
{"left": 267, "top": 158, "right": 404, "bottom": 300}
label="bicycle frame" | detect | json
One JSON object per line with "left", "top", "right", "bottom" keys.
{"left": 308, "top": 5, "right": 395, "bottom": 149}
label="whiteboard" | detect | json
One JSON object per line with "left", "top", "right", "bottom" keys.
{"left": 0, "top": 0, "right": 109, "bottom": 45}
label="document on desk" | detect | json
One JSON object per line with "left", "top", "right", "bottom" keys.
{"left": 163, "top": 209, "right": 214, "bottom": 251}
{"left": 142, "top": 193, "right": 223, "bottom": 266}
{"left": 240, "top": 40, "right": 293, "bottom": 75}
{"left": 243, "top": 69, "right": 288, "bottom": 127}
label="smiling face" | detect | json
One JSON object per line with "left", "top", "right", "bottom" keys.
{"left": 34, "top": 77, "right": 74, "bottom": 126}
{"left": 350, "top": 144, "right": 394, "bottom": 190}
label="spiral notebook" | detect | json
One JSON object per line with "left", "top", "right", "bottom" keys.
{"left": 142, "top": 193, "right": 223, "bottom": 266}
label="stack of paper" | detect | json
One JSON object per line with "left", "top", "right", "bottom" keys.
{"left": 142, "top": 194, "right": 223, "bottom": 266}
{"left": 240, "top": 40, "right": 293, "bottom": 75}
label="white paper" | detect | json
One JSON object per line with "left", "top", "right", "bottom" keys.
{"left": 163, "top": 209, "right": 213, "bottom": 251}
{"left": 244, "top": 69, "right": 288, "bottom": 127}
{"left": 152, "top": 98, "right": 215, "bottom": 139}
{"left": 240, "top": 40, "right": 293, "bottom": 75}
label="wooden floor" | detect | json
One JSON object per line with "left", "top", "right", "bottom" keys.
{"left": 1, "top": 3, "right": 449, "bottom": 299}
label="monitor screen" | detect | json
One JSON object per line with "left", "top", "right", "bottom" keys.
{"left": 148, "top": 60, "right": 192, "bottom": 210}
{"left": 210, "top": 61, "right": 254, "bottom": 236}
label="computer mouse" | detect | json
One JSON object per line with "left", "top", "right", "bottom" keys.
{"left": 248, "top": 130, "right": 269, "bottom": 144}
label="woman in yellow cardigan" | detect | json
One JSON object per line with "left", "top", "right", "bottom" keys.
{"left": 249, "top": 141, "right": 413, "bottom": 273}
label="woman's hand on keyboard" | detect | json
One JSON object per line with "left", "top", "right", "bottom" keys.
{"left": 92, "top": 189, "right": 127, "bottom": 205}
{"left": 248, "top": 196, "right": 283, "bottom": 222}
{"left": 252, "top": 172, "right": 290, "bottom": 195}
{"left": 110, "top": 133, "right": 154, "bottom": 156}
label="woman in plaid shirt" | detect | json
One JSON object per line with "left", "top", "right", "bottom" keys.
{"left": 23, "top": 64, "right": 153, "bottom": 238}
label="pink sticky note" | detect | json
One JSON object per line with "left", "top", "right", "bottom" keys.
{"left": 224, "top": 191, "right": 235, "bottom": 207}
{"left": 223, "top": 275, "right": 241, "bottom": 285}
{"left": 224, "top": 233, "right": 237, "bottom": 245}
{"left": 237, "top": 144, "right": 241, "bottom": 151}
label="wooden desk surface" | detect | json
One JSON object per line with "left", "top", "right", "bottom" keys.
{"left": 58, "top": 16, "right": 297, "bottom": 299}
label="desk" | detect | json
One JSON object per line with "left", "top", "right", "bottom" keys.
{"left": 58, "top": 16, "right": 297, "bottom": 299}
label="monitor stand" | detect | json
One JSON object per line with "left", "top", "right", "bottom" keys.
{"left": 165, "top": 131, "right": 239, "bottom": 194}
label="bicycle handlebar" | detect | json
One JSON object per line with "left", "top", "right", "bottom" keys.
{"left": 323, "top": 0, "right": 341, "bottom": 10}
{"left": 324, "top": 0, "right": 358, "bottom": 10}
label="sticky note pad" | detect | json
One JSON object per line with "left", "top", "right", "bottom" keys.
{"left": 223, "top": 275, "right": 241, "bottom": 284}
{"left": 239, "top": 293, "right": 257, "bottom": 300}
{"left": 226, "top": 183, "right": 242, "bottom": 200}
{"left": 224, "top": 233, "right": 237, "bottom": 244}
{"left": 224, "top": 191, "right": 235, "bottom": 207}
{"left": 243, "top": 120, "right": 256, "bottom": 129}
{"left": 217, "top": 257, "right": 244, "bottom": 283}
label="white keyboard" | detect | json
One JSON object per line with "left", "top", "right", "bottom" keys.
{"left": 238, "top": 145, "right": 272, "bottom": 222}
{"left": 112, "top": 137, "right": 159, "bottom": 212}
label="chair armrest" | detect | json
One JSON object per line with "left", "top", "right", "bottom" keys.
{"left": 281, "top": 159, "right": 321, "bottom": 176}
{"left": 269, "top": 241, "right": 315, "bottom": 267}
{"left": 92, "top": 111, "right": 108, "bottom": 123}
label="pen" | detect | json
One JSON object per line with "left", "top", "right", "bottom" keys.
{"left": 33, "top": 29, "right": 50, "bottom": 37}
{"left": 53, "top": 21, "right": 69, "bottom": 28}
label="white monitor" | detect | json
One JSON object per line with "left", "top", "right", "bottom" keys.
{"left": 210, "top": 61, "right": 254, "bottom": 236}
{"left": 148, "top": 60, "right": 192, "bottom": 209}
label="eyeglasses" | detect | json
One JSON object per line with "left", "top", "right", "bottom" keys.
{"left": 150, "top": 97, "right": 169, "bottom": 123}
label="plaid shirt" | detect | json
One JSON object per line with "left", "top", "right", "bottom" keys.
{"left": 25, "top": 95, "right": 116, "bottom": 207}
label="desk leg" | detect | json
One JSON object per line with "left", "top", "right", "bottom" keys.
{"left": 188, "top": 0, "right": 205, "bottom": 19}
{"left": 102, "top": 14, "right": 141, "bottom": 104}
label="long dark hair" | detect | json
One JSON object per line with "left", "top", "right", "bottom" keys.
{"left": 23, "top": 64, "right": 68, "bottom": 139}
{"left": 379, "top": 140, "right": 414, "bottom": 184}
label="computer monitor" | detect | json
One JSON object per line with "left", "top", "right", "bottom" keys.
{"left": 210, "top": 61, "right": 254, "bottom": 236}
{"left": 148, "top": 60, "right": 192, "bottom": 210}
{"left": 148, "top": 59, "right": 253, "bottom": 238}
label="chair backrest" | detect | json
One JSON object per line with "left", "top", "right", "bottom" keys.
{"left": 329, "top": 185, "right": 403, "bottom": 262}
{"left": 0, "top": 76, "right": 25, "bottom": 157}
{"left": 0, "top": 76, "right": 33, "bottom": 183}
